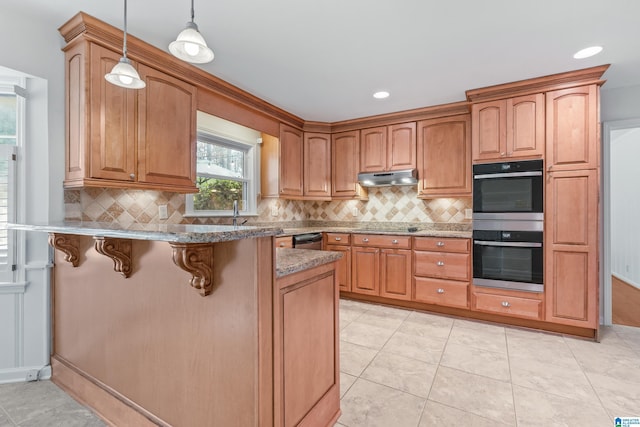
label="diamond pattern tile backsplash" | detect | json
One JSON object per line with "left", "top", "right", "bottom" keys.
{"left": 64, "top": 186, "right": 471, "bottom": 225}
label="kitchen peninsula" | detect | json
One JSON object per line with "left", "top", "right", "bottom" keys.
{"left": 9, "top": 222, "right": 342, "bottom": 427}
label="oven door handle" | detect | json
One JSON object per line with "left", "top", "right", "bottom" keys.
{"left": 473, "top": 171, "right": 542, "bottom": 179}
{"left": 474, "top": 240, "right": 542, "bottom": 248}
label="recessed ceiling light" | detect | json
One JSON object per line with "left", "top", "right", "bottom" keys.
{"left": 573, "top": 46, "right": 603, "bottom": 59}
{"left": 373, "top": 91, "right": 390, "bottom": 99}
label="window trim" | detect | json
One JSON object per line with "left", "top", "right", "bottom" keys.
{"left": 185, "top": 131, "right": 259, "bottom": 217}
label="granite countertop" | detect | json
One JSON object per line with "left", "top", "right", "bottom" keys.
{"left": 279, "top": 226, "right": 472, "bottom": 239}
{"left": 275, "top": 248, "right": 343, "bottom": 278}
{"left": 8, "top": 221, "right": 283, "bottom": 244}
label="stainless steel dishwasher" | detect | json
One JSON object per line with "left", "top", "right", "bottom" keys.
{"left": 292, "top": 233, "right": 323, "bottom": 250}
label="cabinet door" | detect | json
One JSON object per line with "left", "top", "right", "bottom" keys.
{"left": 417, "top": 115, "right": 471, "bottom": 197}
{"left": 545, "top": 169, "right": 598, "bottom": 328}
{"left": 360, "top": 127, "right": 387, "bottom": 172}
{"left": 387, "top": 122, "right": 417, "bottom": 170}
{"left": 279, "top": 124, "right": 304, "bottom": 197}
{"left": 303, "top": 133, "right": 331, "bottom": 200}
{"left": 326, "top": 245, "right": 351, "bottom": 292}
{"left": 546, "top": 85, "right": 598, "bottom": 171}
{"left": 332, "top": 131, "right": 363, "bottom": 199}
{"left": 380, "top": 249, "right": 412, "bottom": 300}
{"left": 506, "top": 93, "right": 545, "bottom": 158}
{"left": 137, "top": 64, "right": 197, "bottom": 190}
{"left": 351, "top": 246, "right": 379, "bottom": 295}
{"left": 89, "top": 43, "right": 136, "bottom": 181}
{"left": 472, "top": 100, "right": 506, "bottom": 162}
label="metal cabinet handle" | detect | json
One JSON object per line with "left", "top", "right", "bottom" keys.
{"left": 437, "top": 288, "right": 445, "bottom": 294}
{"left": 279, "top": 243, "right": 285, "bottom": 247}
{"left": 501, "top": 301, "right": 511, "bottom": 308}
{"left": 362, "top": 238, "right": 369, "bottom": 243}
{"left": 500, "top": 152, "right": 506, "bottom": 157}
{"left": 392, "top": 239, "right": 399, "bottom": 244}
{"left": 436, "top": 241, "right": 445, "bottom": 247}
{"left": 129, "top": 173, "right": 135, "bottom": 180}
{"left": 436, "top": 261, "right": 445, "bottom": 266}
{"left": 335, "top": 237, "right": 341, "bottom": 241}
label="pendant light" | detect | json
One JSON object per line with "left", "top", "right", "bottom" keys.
{"left": 105, "top": 0, "right": 146, "bottom": 89}
{"left": 169, "top": 0, "right": 214, "bottom": 64}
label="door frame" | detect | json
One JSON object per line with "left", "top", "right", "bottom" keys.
{"left": 602, "top": 118, "right": 640, "bottom": 325}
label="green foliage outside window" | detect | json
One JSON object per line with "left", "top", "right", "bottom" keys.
{"left": 193, "top": 177, "right": 244, "bottom": 211}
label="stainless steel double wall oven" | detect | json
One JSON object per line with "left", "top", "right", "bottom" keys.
{"left": 472, "top": 160, "right": 544, "bottom": 293}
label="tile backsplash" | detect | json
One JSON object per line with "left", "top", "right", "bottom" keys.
{"left": 64, "top": 186, "right": 471, "bottom": 226}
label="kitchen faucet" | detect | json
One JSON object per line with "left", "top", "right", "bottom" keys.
{"left": 233, "top": 200, "right": 239, "bottom": 227}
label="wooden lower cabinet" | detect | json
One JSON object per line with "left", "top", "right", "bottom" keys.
{"left": 275, "top": 236, "right": 293, "bottom": 249}
{"left": 351, "top": 234, "right": 412, "bottom": 301}
{"left": 471, "top": 287, "right": 543, "bottom": 321}
{"left": 414, "top": 277, "right": 468, "bottom": 309}
{"left": 275, "top": 262, "right": 340, "bottom": 427}
{"left": 326, "top": 244, "right": 352, "bottom": 292}
{"left": 380, "top": 249, "right": 412, "bottom": 301}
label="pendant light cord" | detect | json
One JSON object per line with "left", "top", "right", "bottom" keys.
{"left": 190, "top": 0, "right": 195, "bottom": 23}
{"left": 123, "top": 0, "right": 129, "bottom": 58}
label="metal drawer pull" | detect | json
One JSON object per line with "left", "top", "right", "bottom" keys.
{"left": 129, "top": 173, "right": 135, "bottom": 179}
{"left": 437, "top": 288, "right": 445, "bottom": 294}
{"left": 279, "top": 243, "right": 285, "bottom": 247}
{"left": 436, "top": 241, "right": 445, "bottom": 247}
{"left": 501, "top": 301, "right": 511, "bottom": 308}
{"left": 392, "top": 239, "right": 399, "bottom": 244}
{"left": 362, "top": 238, "right": 369, "bottom": 243}
{"left": 335, "top": 237, "right": 341, "bottom": 241}
{"left": 436, "top": 261, "right": 445, "bottom": 266}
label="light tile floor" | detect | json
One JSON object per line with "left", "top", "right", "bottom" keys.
{"left": 1, "top": 299, "right": 639, "bottom": 426}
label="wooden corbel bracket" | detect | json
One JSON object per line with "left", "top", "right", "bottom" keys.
{"left": 169, "top": 243, "right": 214, "bottom": 296}
{"left": 48, "top": 233, "right": 80, "bottom": 267}
{"left": 94, "top": 237, "right": 133, "bottom": 278}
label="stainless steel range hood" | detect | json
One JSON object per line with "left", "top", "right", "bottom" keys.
{"left": 357, "top": 169, "right": 418, "bottom": 187}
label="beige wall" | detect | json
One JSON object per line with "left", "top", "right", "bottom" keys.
{"left": 65, "top": 187, "right": 471, "bottom": 226}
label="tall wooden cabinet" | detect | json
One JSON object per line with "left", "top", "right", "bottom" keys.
{"left": 331, "top": 131, "right": 366, "bottom": 199}
{"left": 360, "top": 123, "right": 416, "bottom": 172}
{"left": 471, "top": 94, "right": 545, "bottom": 162}
{"left": 64, "top": 41, "right": 198, "bottom": 192}
{"left": 545, "top": 84, "right": 600, "bottom": 329}
{"left": 417, "top": 114, "right": 471, "bottom": 197}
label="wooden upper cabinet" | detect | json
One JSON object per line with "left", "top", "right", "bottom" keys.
{"left": 137, "top": 64, "right": 196, "bottom": 189}
{"left": 417, "top": 114, "right": 471, "bottom": 197}
{"left": 279, "top": 124, "right": 304, "bottom": 197}
{"left": 89, "top": 43, "right": 136, "bottom": 182}
{"left": 387, "top": 123, "right": 417, "bottom": 170}
{"left": 63, "top": 40, "right": 197, "bottom": 193}
{"left": 472, "top": 94, "right": 544, "bottom": 162}
{"left": 360, "top": 127, "right": 387, "bottom": 172}
{"left": 303, "top": 132, "right": 331, "bottom": 200}
{"left": 332, "top": 131, "right": 365, "bottom": 199}
{"left": 360, "top": 123, "right": 416, "bottom": 172}
{"left": 546, "top": 85, "right": 599, "bottom": 171}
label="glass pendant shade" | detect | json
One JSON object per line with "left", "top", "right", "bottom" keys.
{"left": 169, "top": 21, "right": 214, "bottom": 63}
{"left": 105, "top": 57, "right": 146, "bottom": 89}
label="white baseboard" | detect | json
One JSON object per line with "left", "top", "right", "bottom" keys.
{"left": 0, "top": 365, "right": 51, "bottom": 384}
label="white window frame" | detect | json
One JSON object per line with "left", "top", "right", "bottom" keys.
{"left": 185, "top": 131, "right": 259, "bottom": 217}
{"left": 0, "top": 77, "right": 25, "bottom": 286}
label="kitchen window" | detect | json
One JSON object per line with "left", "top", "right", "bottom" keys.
{"left": 185, "top": 131, "right": 258, "bottom": 217}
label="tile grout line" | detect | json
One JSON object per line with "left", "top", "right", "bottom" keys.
{"left": 505, "top": 329, "right": 520, "bottom": 427}
{"left": 0, "top": 405, "right": 18, "bottom": 427}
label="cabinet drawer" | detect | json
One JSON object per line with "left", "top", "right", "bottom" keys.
{"left": 325, "top": 233, "right": 350, "bottom": 246}
{"left": 352, "top": 234, "right": 411, "bottom": 249}
{"left": 413, "top": 277, "right": 468, "bottom": 309}
{"left": 472, "top": 292, "right": 542, "bottom": 320}
{"left": 413, "top": 237, "right": 469, "bottom": 253}
{"left": 275, "top": 236, "right": 293, "bottom": 249}
{"left": 414, "top": 252, "right": 469, "bottom": 281}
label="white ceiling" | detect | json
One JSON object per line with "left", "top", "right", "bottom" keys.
{"left": 7, "top": 0, "right": 640, "bottom": 122}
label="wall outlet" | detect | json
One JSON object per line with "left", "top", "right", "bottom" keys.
{"left": 26, "top": 369, "right": 39, "bottom": 382}
{"left": 158, "top": 204, "right": 168, "bottom": 220}
{"left": 271, "top": 206, "right": 278, "bottom": 217}
{"left": 465, "top": 209, "right": 473, "bottom": 219}
{"left": 352, "top": 207, "right": 359, "bottom": 217}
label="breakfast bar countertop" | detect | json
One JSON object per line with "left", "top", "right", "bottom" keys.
{"left": 7, "top": 221, "right": 283, "bottom": 243}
